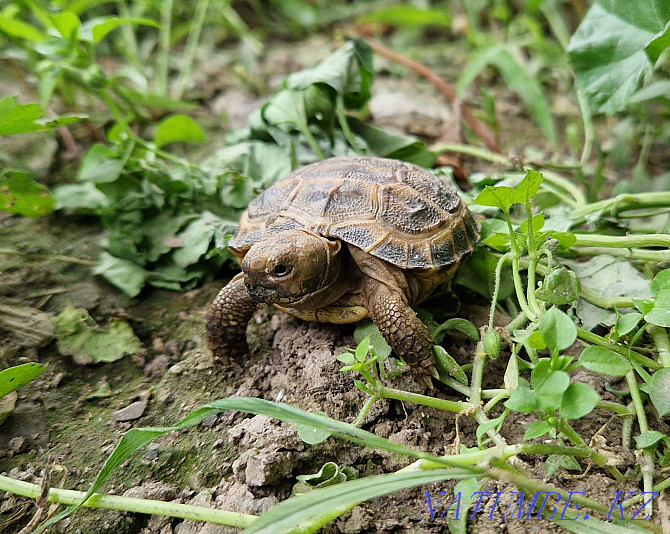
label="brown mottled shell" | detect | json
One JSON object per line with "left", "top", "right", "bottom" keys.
{"left": 229, "top": 157, "right": 480, "bottom": 270}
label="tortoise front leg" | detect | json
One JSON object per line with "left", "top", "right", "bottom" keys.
{"left": 364, "top": 282, "right": 439, "bottom": 387}
{"left": 206, "top": 273, "right": 260, "bottom": 363}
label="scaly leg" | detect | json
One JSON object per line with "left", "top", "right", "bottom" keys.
{"left": 365, "top": 282, "right": 439, "bottom": 387}
{"left": 205, "top": 273, "right": 260, "bottom": 363}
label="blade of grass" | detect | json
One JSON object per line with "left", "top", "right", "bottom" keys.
{"left": 243, "top": 468, "right": 474, "bottom": 533}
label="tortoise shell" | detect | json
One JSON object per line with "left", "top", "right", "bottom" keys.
{"left": 229, "top": 156, "right": 480, "bottom": 270}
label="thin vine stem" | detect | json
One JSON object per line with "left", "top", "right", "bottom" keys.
{"left": 0, "top": 475, "right": 257, "bottom": 528}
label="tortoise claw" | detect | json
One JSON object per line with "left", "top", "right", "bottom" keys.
{"left": 427, "top": 364, "right": 440, "bottom": 379}
{"left": 419, "top": 374, "right": 434, "bottom": 390}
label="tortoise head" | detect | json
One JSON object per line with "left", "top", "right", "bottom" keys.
{"left": 241, "top": 229, "right": 341, "bottom": 306}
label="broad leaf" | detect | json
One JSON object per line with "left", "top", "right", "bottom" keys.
{"left": 51, "top": 305, "right": 142, "bottom": 364}
{"left": 0, "top": 170, "right": 55, "bottom": 217}
{"left": 0, "top": 362, "right": 46, "bottom": 398}
{"left": 578, "top": 346, "right": 631, "bottom": 377}
{"left": 568, "top": 0, "right": 670, "bottom": 114}
{"left": 154, "top": 115, "right": 206, "bottom": 148}
{"left": 649, "top": 368, "right": 670, "bottom": 418}
{"left": 0, "top": 96, "right": 83, "bottom": 135}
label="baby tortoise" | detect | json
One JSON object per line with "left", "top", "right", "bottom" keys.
{"left": 206, "top": 156, "right": 480, "bottom": 385}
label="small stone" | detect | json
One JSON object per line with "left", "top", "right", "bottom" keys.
{"left": 8, "top": 436, "right": 26, "bottom": 452}
{"left": 111, "top": 399, "right": 147, "bottom": 422}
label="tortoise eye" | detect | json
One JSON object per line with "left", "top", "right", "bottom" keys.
{"left": 273, "top": 263, "right": 291, "bottom": 277}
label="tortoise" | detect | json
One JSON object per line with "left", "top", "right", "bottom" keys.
{"left": 205, "top": 156, "right": 480, "bottom": 385}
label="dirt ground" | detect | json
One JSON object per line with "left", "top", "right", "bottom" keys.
{"left": 1, "top": 36, "right": 668, "bottom": 534}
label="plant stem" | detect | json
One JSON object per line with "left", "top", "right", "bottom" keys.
{"left": 438, "top": 376, "right": 471, "bottom": 396}
{"left": 352, "top": 394, "right": 379, "bottom": 426}
{"left": 0, "top": 248, "right": 97, "bottom": 266}
{"left": 626, "top": 369, "right": 655, "bottom": 519}
{"left": 525, "top": 202, "right": 543, "bottom": 318}
{"left": 574, "top": 233, "right": 670, "bottom": 248}
{"left": 378, "top": 386, "right": 471, "bottom": 413}
{"left": 0, "top": 475, "right": 257, "bottom": 528}
{"left": 156, "top": 0, "right": 173, "bottom": 97}
{"left": 578, "top": 286, "right": 636, "bottom": 310}
{"left": 489, "top": 253, "right": 509, "bottom": 329}
{"left": 116, "top": 0, "right": 140, "bottom": 67}
{"left": 575, "top": 86, "right": 594, "bottom": 165}
{"left": 571, "top": 192, "right": 670, "bottom": 223}
{"left": 483, "top": 466, "right": 612, "bottom": 516}
{"left": 649, "top": 326, "right": 670, "bottom": 367}
{"left": 596, "top": 400, "right": 632, "bottom": 415}
{"left": 575, "top": 244, "right": 670, "bottom": 263}
{"left": 557, "top": 420, "right": 584, "bottom": 446}
{"left": 430, "top": 142, "right": 507, "bottom": 164}
{"left": 172, "top": 0, "right": 210, "bottom": 100}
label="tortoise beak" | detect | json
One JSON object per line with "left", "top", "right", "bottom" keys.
{"left": 246, "top": 283, "right": 285, "bottom": 304}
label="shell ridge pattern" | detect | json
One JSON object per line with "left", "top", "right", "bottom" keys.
{"left": 229, "top": 157, "right": 478, "bottom": 269}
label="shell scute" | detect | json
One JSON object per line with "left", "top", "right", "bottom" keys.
{"left": 232, "top": 157, "right": 480, "bottom": 269}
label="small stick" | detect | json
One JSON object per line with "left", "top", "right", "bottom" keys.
{"left": 361, "top": 37, "right": 501, "bottom": 153}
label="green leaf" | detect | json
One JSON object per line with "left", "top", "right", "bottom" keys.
{"left": 154, "top": 115, "right": 206, "bottom": 148}
{"left": 505, "top": 382, "right": 537, "bottom": 413}
{"left": 455, "top": 248, "right": 514, "bottom": 300}
{"left": 636, "top": 430, "right": 668, "bottom": 449}
{"left": 561, "top": 383, "right": 601, "bottom": 420}
{"left": 296, "top": 424, "right": 332, "bottom": 445}
{"left": 578, "top": 345, "right": 632, "bottom": 377}
{"left": 531, "top": 359, "right": 570, "bottom": 413}
{"left": 646, "top": 21, "right": 670, "bottom": 61}
{"left": 172, "top": 213, "right": 217, "bottom": 268}
{"left": 358, "top": 6, "right": 451, "bottom": 28}
{"left": 0, "top": 362, "right": 46, "bottom": 398}
{"left": 538, "top": 307, "right": 577, "bottom": 353}
{"left": 649, "top": 368, "right": 670, "bottom": 417}
{"left": 355, "top": 336, "right": 370, "bottom": 363}
{"left": 476, "top": 413, "right": 504, "bottom": 445}
{"left": 93, "top": 252, "right": 147, "bottom": 297}
{"left": 433, "top": 345, "right": 468, "bottom": 385}
{"left": 520, "top": 213, "right": 545, "bottom": 235}
{"left": 614, "top": 312, "right": 643, "bottom": 338}
{"left": 53, "top": 183, "right": 110, "bottom": 212}
{"left": 353, "top": 322, "right": 392, "bottom": 359}
{"left": 0, "top": 96, "right": 84, "bottom": 136}
{"left": 114, "top": 86, "right": 200, "bottom": 111}
{"left": 645, "top": 276, "right": 670, "bottom": 327}
{"left": 457, "top": 45, "right": 556, "bottom": 143}
{"left": 523, "top": 420, "right": 553, "bottom": 441}
{"left": 0, "top": 16, "right": 46, "bottom": 41}
{"left": 567, "top": 256, "right": 652, "bottom": 330}
{"left": 50, "top": 11, "right": 80, "bottom": 40}
{"left": 0, "top": 170, "right": 55, "bottom": 217}
{"left": 346, "top": 117, "right": 436, "bottom": 167}
{"left": 286, "top": 39, "right": 373, "bottom": 109}
{"left": 545, "top": 454, "right": 582, "bottom": 479}
{"left": 336, "top": 352, "right": 355, "bottom": 365}
{"left": 474, "top": 170, "right": 543, "bottom": 214}
{"left": 651, "top": 269, "right": 670, "bottom": 295}
{"left": 567, "top": 0, "right": 670, "bottom": 114}
{"left": 294, "top": 462, "right": 343, "bottom": 491}
{"left": 80, "top": 16, "right": 158, "bottom": 43}
{"left": 51, "top": 305, "right": 142, "bottom": 364}
{"left": 432, "top": 318, "right": 479, "bottom": 344}
{"left": 77, "top": 143, "right": 129, "bottom": 183}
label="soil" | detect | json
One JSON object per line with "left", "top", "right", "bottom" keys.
{"left": 1, "top": 36, "right": 668, "bottom": 534}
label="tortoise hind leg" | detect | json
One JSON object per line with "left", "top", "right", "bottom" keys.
{"left": 364, "top": 282, "right": 439, "bottom": 388}
{"left": 206, "top": 273, "right": 260, "bottom": 363}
